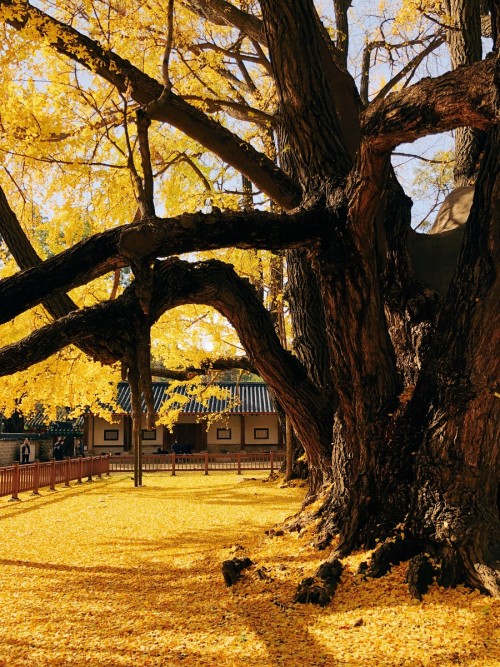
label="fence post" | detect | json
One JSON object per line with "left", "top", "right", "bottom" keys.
{"left": 32, "top": 460, "right": 40, "bottom": 495}
{"left": 270, "top": 451, "right": 274, "bottom": 475}
{"left": 64, "top": 458, "right": 71, "bottom": 487}
{"left": 49, "top": 459, "right": 56, "bottom": 491}
{"left": 171, "top": 452, "right": 176, "bottom": 476}
{"left": 88, "top": 456, "right": 93, "bottom": 482}
{"left": 204, "top": 451, "right": 209, "bottom": 476}
{"left": 77, "top": 456, "right": 83, "bottom": 484}
{"left": 237, "top": 451, "right": 241, "bottom": 475}
{"left": 106, "top": 454, "right": 111, "bottom": 476}
{"left": 10, "top": 463, "right": 21, "bottom": 501}
{"left": 98, "top": 455, "right": 103, "bottom": 479}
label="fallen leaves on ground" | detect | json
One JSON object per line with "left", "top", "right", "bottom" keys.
{"left": 0, "top": 473, "right": 498, "bottom": 666}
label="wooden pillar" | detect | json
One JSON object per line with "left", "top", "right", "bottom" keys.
{"left": 83, "top": 414, "right": 90, "bottom": 453}
{"left": 204, "top": 450, "right": 209, "bottom": 476}
{"left": 278, "top": 416, "right": 284, "bottom": 448}
{"left": 77, "top": 456, "right": 83, "bottom": 484}
{"left": 240, "top": 415, "right": 246, "bottom": 450}
{"left": 201, "top": 421, "right": 208, "bottom": 451}
{"left": 123, "top": 414, "right": 132, "bottom": 452}
{"left": 171, "top": 451, "right": 176, "bottom": 476}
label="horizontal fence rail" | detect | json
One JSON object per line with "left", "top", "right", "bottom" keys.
{"left": 0, "top": 456, "right": 110, "bottom": 501}
{"left": 109, "top": 451, "right": 285, "bottom": 475}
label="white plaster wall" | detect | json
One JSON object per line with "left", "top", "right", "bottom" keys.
{"left": 91, "top": 415, "right": 164, "bottom": 454}
{"left": 92, "top": 415, "right": 124, "bottom": 447}
{"left": 244, "top": 415, "right": 279, "bottom": 445}
{"left": 206, "top": 415, "right": 241, "bottom": 446}
{"left": 139, "top": 417, "right": 163, "bottom": 448}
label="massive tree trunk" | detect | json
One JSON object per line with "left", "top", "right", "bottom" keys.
{"left": 405, "top": 126, "right": 500, "bottom": 594}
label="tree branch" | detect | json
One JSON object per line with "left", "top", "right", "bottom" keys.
{"left": 181, "top": 0, "right": 265, "bottom": 44}
{"left": 363, "top": 56, "right": 499, "bottom": 153}
{"left": 162, "top": 0, "right": 175, "bottom": 92}
{"left": 371, "top": 34, "right": 446, "bottom": 103}
{"left": 260, "top": 0, "right": 352, "bottom": 186}
{"left": 135, "top": 109, "right": 155, "bottom": 216}
{"left": 181, "top": 96, "right": 274, "bottom": 126}
{"left": 0, "top": 185, "right": 79, "bottom": 320}
{"left": 0, "top": 0, "right": 300, "bottom": 209}
{"left": 151, "top": 356, "right": 257, "bottom": 379}
{"left": 0, "top": 208, "right": 327, "bottom": 325}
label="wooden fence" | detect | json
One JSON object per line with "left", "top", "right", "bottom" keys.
{"left": 0, "top": 452, "right": 283, "bottom": 501}
{"left": 0, "top": 456, "right": 110, "bottom": 501}
{"left": 109, "top": 451, "right": 285, "bottom": 475}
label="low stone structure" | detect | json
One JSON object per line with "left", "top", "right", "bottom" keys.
{"left": 0, "top": 435, "right": 52, "bottom": 466}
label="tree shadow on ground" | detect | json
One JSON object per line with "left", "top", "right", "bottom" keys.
{"left": 0, "top": 474, "right": 497, "bottom": 667}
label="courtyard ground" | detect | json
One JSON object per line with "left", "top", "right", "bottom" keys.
{"left": 0, "top": 472, "right": 498, "bottom": 667}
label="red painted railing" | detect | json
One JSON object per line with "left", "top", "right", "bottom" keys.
{"left": 109, "top": 451, "right": 285, "bottom": 475}
{"left": 0, "top": 456, "right": 110, "bottom": 500}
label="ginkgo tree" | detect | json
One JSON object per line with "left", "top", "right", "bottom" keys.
{"left": 0, "top": 0, "right": 498, "bottom": 601}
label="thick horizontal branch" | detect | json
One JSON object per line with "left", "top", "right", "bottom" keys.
{"left": 1, "top": 0, "right": 300, "bottom": 209}
{"left": 182, "top": 0, "right": 265, "bottom": 44}
{"left": 0, "top": 297, "right": 133, "bottom": 375}
{"left": 0, "top": 257, "right": 332, "bottom": 464}
{"left": 363, "top": 56, "right": 499, "bottom": 152}
{"left": 0, "top": 208, "right": 327, "bottom": 324}
{"left": 151, "top": 356, "right": 257, "bottom": 379}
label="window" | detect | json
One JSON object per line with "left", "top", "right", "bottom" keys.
{"left": 254, "top": 428, "right": 269, "bottom": 440}
{"left": 104, "top": 429, "right": 119, "bottom": 441}
{"left": 141, "top": 429, "right": 157, "bottom": 440}
{"left": 217, "top": 428, "right": 232, "bottom": 440}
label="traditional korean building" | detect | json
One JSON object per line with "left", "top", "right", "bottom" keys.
{"left": 85, "top": 381, "right": 281, "bottom": 455}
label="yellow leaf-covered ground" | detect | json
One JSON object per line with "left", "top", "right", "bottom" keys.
{"left": 0, "top": 473, "right": 498, "bottom": 666}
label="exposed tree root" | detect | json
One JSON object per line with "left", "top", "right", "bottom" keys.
{"left": 294, "top": 559, "right": 343, "bottom": 607}
{"left": 366, "top": 536, "right": 500, "bottom": 599}
{"left": 406, "top": 554, "right": 435, "bottom": 601}
{"left": 365, "top": 534, "right": 417, "bottom": 578}
{"left": 221, "top": 557, "right": 253, "bottom": 587}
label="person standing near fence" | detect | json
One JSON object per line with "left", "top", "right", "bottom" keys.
{"left": 53, "top": 438, "right": 65, "bottom": 461}
{"left": 74, "top": 438, "right": 84, "bottom": 457}
{"left": 21, "top": 438, "right": 31, "bottom": 464}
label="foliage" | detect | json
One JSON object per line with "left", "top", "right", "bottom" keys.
{"left": 0, "top": 0, "right": 462, "bottom": 417}
{"left": 0, "top": 0, "right": 278, "bottom": 418}
{"left": 0, "top": 473, "right": 498, "bottom": 666}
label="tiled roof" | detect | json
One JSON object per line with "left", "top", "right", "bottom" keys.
{"left": 23, "top": 415, "right": 84, "bottom": 434}
{"left": 24, "top": 412, "right": 47, "bottom": 429}
{"left": 115, "top": 382, "right": 276, "bottom": 415}
{"left": 47, "top": 420, "right": 84, "bottom": 436}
